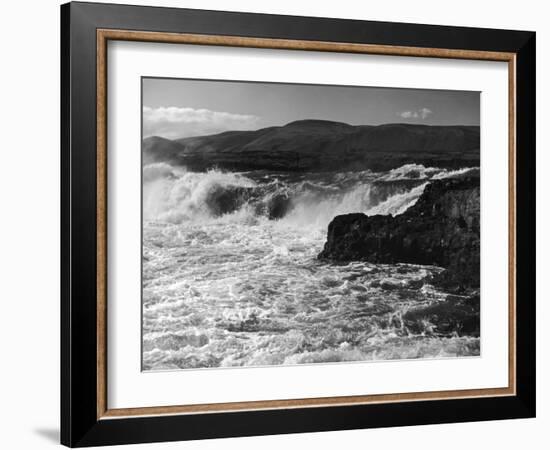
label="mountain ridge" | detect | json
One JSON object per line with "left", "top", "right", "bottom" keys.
{"left": 143, "top": 120, "right": 480, "bottom": 172}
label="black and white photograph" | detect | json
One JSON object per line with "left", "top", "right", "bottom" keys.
{"left": 0, "top": 0, "right": 543, "bottom": 447}
{"left": 141, "top": 78, "right": 481, "bottom": 371}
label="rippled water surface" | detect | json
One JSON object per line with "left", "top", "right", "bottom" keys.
{"left": 142, "top": 164, "right": 480, "bottom": 370}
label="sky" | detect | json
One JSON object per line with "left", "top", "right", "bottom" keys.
{"left": 142, "top": 77, "right": 480, "bottom": 140}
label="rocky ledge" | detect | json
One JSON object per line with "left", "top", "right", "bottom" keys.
{"left": 318, "top": 175, "right": 480, "bottom": 294}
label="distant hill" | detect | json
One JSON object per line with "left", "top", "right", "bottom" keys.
{"left": 143, "top": 120, "right": 480, "bottom": 172}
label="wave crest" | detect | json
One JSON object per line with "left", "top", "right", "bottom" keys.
{"left": 143, "top": 166, "right": 256, "bottom": 223}
{"left": 143, "top": 163, "right": 477, "bottom": 228}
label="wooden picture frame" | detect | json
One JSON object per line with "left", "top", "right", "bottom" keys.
{"left": 61, "top": 1, "right": 535, "bottom": 447}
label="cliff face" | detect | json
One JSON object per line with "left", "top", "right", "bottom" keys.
{"left": 143, "top": 121, "right": 480, "bottom": 172}
{"left": 318, "top": 176, "right": 480, "bottom": 293}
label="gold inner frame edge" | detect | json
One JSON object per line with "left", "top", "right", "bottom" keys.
{"left": 96, "top": 29, "right": 517, "bottom": 420}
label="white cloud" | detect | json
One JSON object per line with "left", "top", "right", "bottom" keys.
{"left": 399, "top": 111, "right": 417, "bottom": 119}
{"left": 143, "top": 106, "right": 261, "bottom": 139}
{"left": 398, "top": 107, "right": 433, "bottom": 120}
{"left": 419, "top": 107, "right": 433, "bottom": 119}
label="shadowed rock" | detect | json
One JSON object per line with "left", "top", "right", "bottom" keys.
{"left": 318, "top": 175, "right": 480, "bottom": 293}
{"left": 403, "top": 295, "right": 480, "bottom": 337}
{"left": 203, "top": 185, "right": 291, "bottom": 219}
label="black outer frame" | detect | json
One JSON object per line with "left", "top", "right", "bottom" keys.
{"left": 60, "top": 1, "right": 536, "bottom": 447}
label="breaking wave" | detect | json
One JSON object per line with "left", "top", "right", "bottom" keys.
{"left": 143, "top": 167, "right": 257, "bottom": 223}
{"left": 143, "top": 163, "right": 477, "bottom": 229}
{"left": 142, "top": 163, "right": 480, "bottom": 371}
{"left": 379, "top": 163, "right": 476, "bottom": 182}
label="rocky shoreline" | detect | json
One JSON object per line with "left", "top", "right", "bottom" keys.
{"left": 319, "top": 175, "right": 480, "bottom": 292}
{"left": 318, "top": 174, "right": 480, "bottom": 337}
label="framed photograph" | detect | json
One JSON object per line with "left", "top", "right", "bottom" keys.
{"left": 61, "top": 1, "right": 536, "bottom": 447}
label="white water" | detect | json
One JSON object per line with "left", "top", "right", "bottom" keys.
{"left": 142, "top": 164, "right": 480, "bottom": 370}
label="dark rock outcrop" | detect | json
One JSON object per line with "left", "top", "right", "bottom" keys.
{"left": 144, "top": 121, "right": 480, "bottom": 172}
{"left": 318, "top": 176, "right": 480, "bottom": 293}
{"left": 203, "top": 185, "right": 291, "bottom": 220}
{"left": 403, "top": 295, "right": 480, "bottom": 336}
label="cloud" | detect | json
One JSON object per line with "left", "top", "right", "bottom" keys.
{"left": 143, "top": 106, "right": 261, "bottom": 139}
{"left": 398, "top": 107, "right": 433, "bottom": 120}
